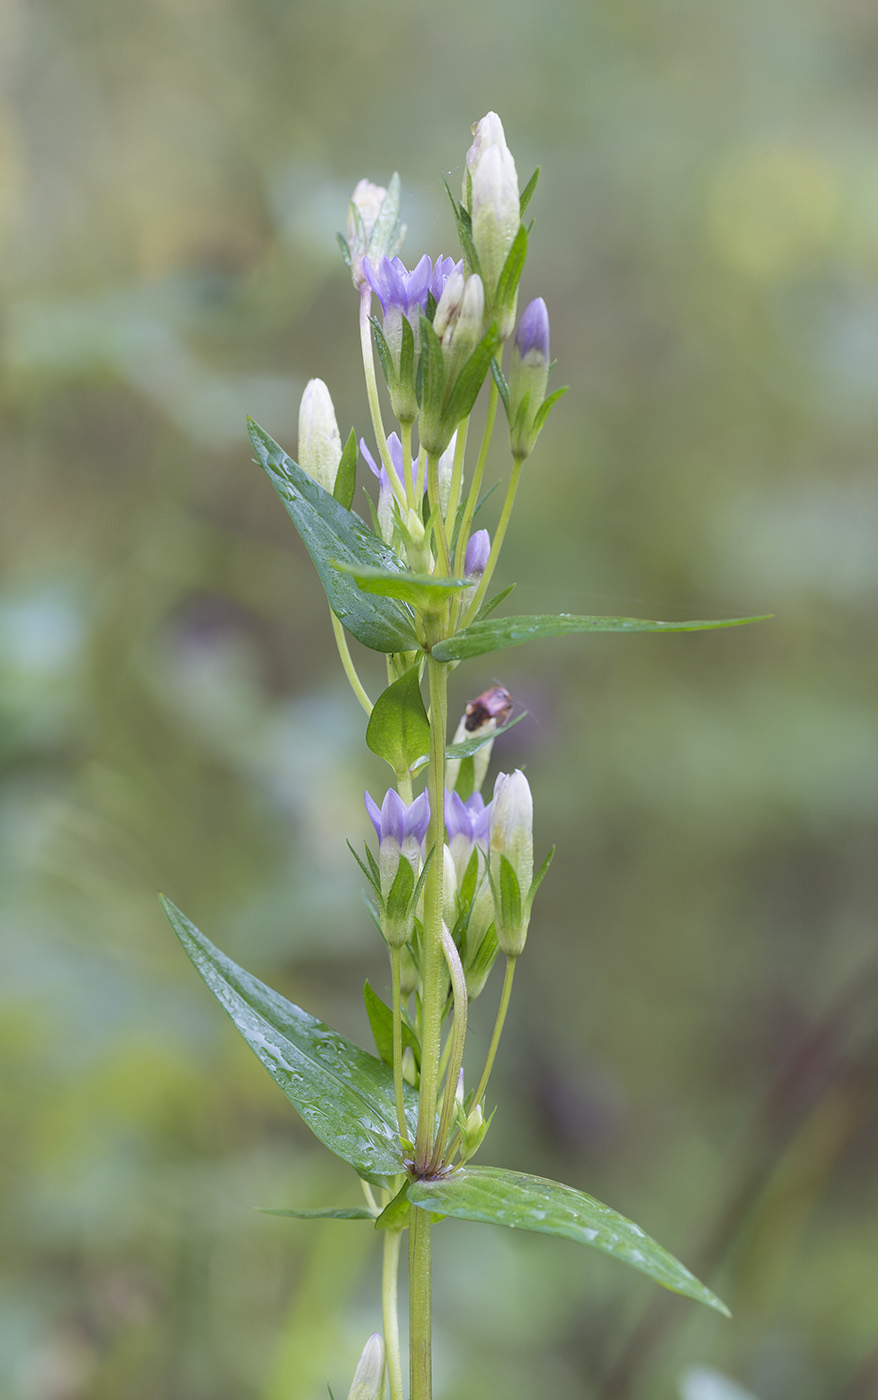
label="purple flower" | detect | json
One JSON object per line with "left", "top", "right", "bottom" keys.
{"left": 365, "top": 787, "right": 431, "bottom": 904}
{"left": 430, "top": 255, "right": 464, "bottom": 303}
{"left": 464, "top": 528, "right": 491, "bottom": 578}
{"left": 365, "top": 787, "right": 430, "bottom": 850}
{"left": 515, "top": 297, "right": 549, "bottom": 363}
{"left": 445, "top": 789, "right": 491, "bottom": 885}
{"left": 360, "top": 432, "right": 425, "bottom": 543}
{"left": 363, "top": 254, "right": 433, "bottom": 317}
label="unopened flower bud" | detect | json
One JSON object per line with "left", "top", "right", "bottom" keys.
{"left": 463, "top": 113, "right": 520, "bottom": 335}
{"left": 344, "top": 177, "right": 404, "bottom": 290}
{"left": 464, "top": 529, "right": 490, "bottom": 578}
{"left": 508, "top": 298, "right": 551, "bottom": 460}
{"left": 297, "top": 378, "right": 342, "bottom": 494}
{"left": 346, "top": 1332, "right": 385, "bottom": 1400}
{"left": 489, "top": 769, "right": 534, "bottom": 956}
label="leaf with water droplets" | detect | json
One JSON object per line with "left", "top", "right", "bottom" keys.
{"left": 248, "top": 419, "right": 418, "bottom": 654}
{"left": 407, "top": 1166, "right": 729, "bottom": 1315}
{"left": 432, "top": 612, "right": 772, "bottom": 662}
{"left": 161, "top": 896, "right": 417, "bottom": 1186}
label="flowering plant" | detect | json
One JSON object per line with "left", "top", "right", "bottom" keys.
{"left": 161, "top": 113, "right": 764, "bottom": 1400}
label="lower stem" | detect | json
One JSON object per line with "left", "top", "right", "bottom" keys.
{"left": 409, "top": 1206, "right": 432, "bottom": 1400}
{"left": 382, "top": 1229, "right": 405, "bottom": 1400}
{"left": 390, "top": 947, "right": 409, "bottom": 1144}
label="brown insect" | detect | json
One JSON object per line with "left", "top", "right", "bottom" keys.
{"left": 464, "top": 685, "right": 513, "bottom": 733}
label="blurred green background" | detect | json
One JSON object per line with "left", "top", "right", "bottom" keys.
{"left": 2, "top": 1, "right": 877, "bottom": 1397}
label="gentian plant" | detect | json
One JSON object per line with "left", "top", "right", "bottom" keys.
{"left": 161, "top": 113, "right": 767, "bottom": 1400}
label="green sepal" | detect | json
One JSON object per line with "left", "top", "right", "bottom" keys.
{"left": 473, "top": 479, "right": 501, "bottom": 519}
{"left": 476, "top": 583, "right": 516, "bottom": 622}
{"left": 494, "top": 224, "right": 528, "bottom": 316}
{"left": 330, "top": 561, "right": 469, "bottom": 613}
{"left": 532, "top": 385, "right": 569, "bottom": 436}
{"left": 440, "top": 325, "right": 502, "bottom": 438}
{"left": 419, "top": 314, "right": 446, "bottom": 423}
{"left": 370, "top": 315, "right": 395, "bottom": 387}
{"left": 161, "top": 896, "right": 417, "bottom": 1185}
{"left": 257, "top": 1206, "right": 374, "bottom": 1221}
{"left": 363, "top": 980, "right": 420, "bottom": 1069}
{"left": 490, "top": 357, "right": 510, "bottom": 417}
{"left": 336, "top": 231, "right": 352, "bottom": 268}
{"left": 465, "top": 922, "right": 498, "bottom": 999}
{"left": 497, "top": 853, "right": 522, "bottom": 933}
{"left": 333, "top": 428, "right": 358, "bottom": 510}
{"left": 519, "top": 167, "right": 540, "bottom": 218}
{"left": 374, "top": 1181, "right": 411, "bottom": 1233}
{"left": 459, "top": 847, "right": 481, "bottom": 911}
{"left": 386, "top": 856, "right": 416, "bottom": 925}
{"left": 526, "top": 845, "right": 556, "bottom": 917}
{"left": 248, "top": 420, "right": 417, "bottom": 654}
{"left": 346, "top": 840, "right": 381, "bottom": 896}
{"left": 366, "top": 664, "right": 431, "bottom": 776}
{"left": 442, "top": 173, "right": 480, "bottom": 274}
{"left": 432, "top": 612, "right": 773, "bottom": 662}
{"left": 407, "top": 1166, "right": 730, "bottom": 1316}
{"left": 399, "top": 310, "right": 416, "bottom": 390}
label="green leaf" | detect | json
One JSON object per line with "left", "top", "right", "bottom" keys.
{"left": 248, "top": 420, "right": 417, "bottom": 654}
{"left": 333, "top": 428, "right": 357, "bottom": 511}
{"left": 366, "top": 665, "right": 431, "bottom": 775}
{"left": 330, "top": 561, "right": 469, "bottom": 612}
{"left": 443, "top": 711, "right": 526, "bottom": 761}
{"left": 370, "top": 315, "right": 395, "bottom": 387}
{"left": 257, "top": 1206, "right": 374, "bottom": 1221}
{"left": 161, "top": 897, "right": 417, "bottom": 1184}
{"left": 407, "top": 1166, "right": 730, "bottom": 1315}
{"left": 519, "top": 167, "right": 540, "bottom": 217}
{"left": 432, "top": 612, "right": 773, "bottom": 662}
{"left": 374, "top": 1181, "right": 412, "bottom": 1232}
{"left": 363, "top": 981, "right": 420, "bottom": 1068}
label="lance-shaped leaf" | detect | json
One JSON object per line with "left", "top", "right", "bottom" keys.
{"left": 330, "top": 561, "right": 470, "bottom": 612}
{"left": 432, "top": 612, "right": 772, "bottom": 662}
{"left": 258, "top": 1206, "right": 375, "bottom": 1221}
{"left": 407, "top": 1166, "right": 729, "bottom": 1315}
{"left": 248, "top": 419, "right": 418, "bottom": 654}
{"left": 366, "top": 665, "right": 431, "bottom": 775}
{"left": 161, "top": 897, "right": 418, "bottom": 1185}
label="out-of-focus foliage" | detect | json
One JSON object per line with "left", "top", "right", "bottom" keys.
{"left": 1, "top": 1, "right": 876, "bottom": 1398}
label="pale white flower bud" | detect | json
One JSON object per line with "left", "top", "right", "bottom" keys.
{"left": 297, "top": 378, "right": 342, "bottom": 494}
{"left": 345, "top": 1332, "right": 385, "bottom": 1400}
{"left": 489, "top": 769, "right": 534, "bottom": 957}
{"left": 464, "top": 113, "right": 520, "bottom": 308}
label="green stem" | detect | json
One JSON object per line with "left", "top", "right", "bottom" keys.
{"left": 359, "top": 286, "right": 407, "bottom": 510}
{"left": 460, "top": 456, "right": 523, "bottom": 628}
{"left": 445, "top": 417, "right": 470, "bottom": 546}
{"left": 414, "top": 652, "right": 449, "bottom": 1171}
{"left": 382, "top": 1229, "right": 404, "bottom": 1400}
{"left": 447, "top": 955, "right": 516, "bottom": 1162}
{"left": 453, "top": 378, "right": 498, "bottom": 580}
{"left": 390, "top": 947, "right": 409, "bottom": 1145}
{"left": 401, "top": 419, "right": 416, "bottom": 510}
{"left": 409, "top": 1206, "right": 432, "bottom": 1400}
{"left": 428, "top": 925, "right": 468, "bottom": 1174}
{"left": 330, "top": 610, "right": 373, "bottom": 716}
{"left": 427, "top": 452, "right": 451, "bottom": 576}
